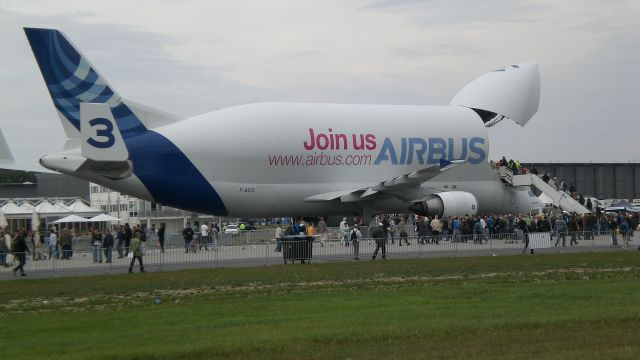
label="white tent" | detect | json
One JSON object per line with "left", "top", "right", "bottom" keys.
{"left": 66, "top": 199, "right": 102, "bottom": 216}
{"left": 53, "top": 214, "right": 89, "bottom": 223}
{"left": 34, "top": 201, "right": 71, "bottom": 217}
{"left": 2, "top": 201, "right": 33, "bottom": 218}
{"left": 89, "top": 213, "right": 122, "bottom": 222}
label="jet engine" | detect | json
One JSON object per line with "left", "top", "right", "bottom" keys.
{"left": 409, "top": 191, "right": 478, "bottom": 218}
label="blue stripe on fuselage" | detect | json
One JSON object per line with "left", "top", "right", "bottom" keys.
{"left": 122, "top": 131, "right": 228, "bottom": 216}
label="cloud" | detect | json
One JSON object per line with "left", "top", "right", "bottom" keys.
{"left": 0, "top": 0, "right": 638, "bottom": 165}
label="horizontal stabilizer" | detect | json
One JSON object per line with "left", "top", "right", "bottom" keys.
{"left": 80, "top": 103, "right": 129, "bottom": 162}
{"left": 0, "top": 128, "right": 56, "bottom": 173}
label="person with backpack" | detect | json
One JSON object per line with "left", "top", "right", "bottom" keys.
{"left": 350, "top": 224, "right": 362, "bottom": 260}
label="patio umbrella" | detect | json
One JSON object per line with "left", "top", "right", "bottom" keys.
{"left": 53, "top": 214, "right": 89, "bottom": 223}
{"left": 0, "top": 208, "right": 7, "bottom": 229}
{"left": 88, "top": 213, "right": 122, "bottom": 222}
{"left": 31, "top": 209, "right": 40, "bottom": 231}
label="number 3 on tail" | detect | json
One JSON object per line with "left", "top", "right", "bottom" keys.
{"left": 86, "top": 117, "right": 116, "bottom": 148}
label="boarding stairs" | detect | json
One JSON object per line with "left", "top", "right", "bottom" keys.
{"left": 497, "top": 166, "right": 591, "bottom": 214}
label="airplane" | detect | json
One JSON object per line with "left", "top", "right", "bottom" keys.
{"left": 5, "top": 27, "right": 543, "bottom": 221}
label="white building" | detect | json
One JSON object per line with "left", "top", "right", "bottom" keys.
{"left": 89, "top": 183, "right": 139, "bottom": 224}
{"left": 89, "top": 183, "right": 220, "bottom": 234}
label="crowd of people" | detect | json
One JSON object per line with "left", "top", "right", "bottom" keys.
{"left": 1, "top": 209, "right": 638, "bottom": 275}
{"left": 271, "top": 210, "right": 640, "bottom": 260}
{"left": 496, "top": 156, "right": 595, "bottom": 210}
{"left": 181, "top": 222, "right": 220, "bottom": 253}
{"left": 0, "top": 222, "right": 172, "bottom": 276}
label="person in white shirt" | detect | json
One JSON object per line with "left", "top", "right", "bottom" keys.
{"left": 340, "top": 217, "right": 350, "bottom": 247}
{"left": 200, "top": 223, "right": 209, "bottom": 250}
{"left": 48, "top": 229, "right": 58, "bottom": 259}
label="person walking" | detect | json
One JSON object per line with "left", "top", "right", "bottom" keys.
{"left": 0, "top": 228, "right": 7, "bottom": 267}
{"left": 12, "top": 229, "right": 29, "bottom": 276}
{"left": 430, "top": 215, "right": 442, "bottom": 244}
{"left": 398, "top": 217, "right": 410, "bottom": 246}
{"left": 48, "top": 228, "right": 58, "bottom": 259}
{"left": 568, "top": 215, "right": 579, "bottom": 246}
{"left": 371, "top": 223, "right": 387, "bottom": 260}
{"left": 274, "top": 225, "right": 284, "bottom": 252}
{"left": 103, "top": 229, "right": 114, "bottom": 263}
{"left": 555, "top": 217, "right": 568, "bottom": 247}
{"left": 210, "top": 223, "right": 219, "bottom": 249}
{"left": 59, "top": 226, "right": 73, "bottom": 260}
{"left": 452, "top": 217, "right": 461, "bottom": 243}
{"left": 124, "top": 223, "right": 132, "bottom": 255}
{"left": 182, "top": 223, "right": 194, "bottom": 253}
{"left": 317, "top": 217, "right": 327, "bottom": 247}
{"left": 389, "top": 218, "right": 398, "bottom": 245}
{"left": 115, "top": 225, "right": 125, "bottom": 258}
{"left": 340, "top": 217, "right": 350, "bottom": 246}
{"left": 200, "top": 222, "right": 209, "bottom": 250}
{"left": 91, "top": 227, "right": 103, "bottom": 263}
{"left": 350, "top": 224, "right": 362, "bottom": 260}
{"left": 157, "top": 223, "right": 166, "bottom": 253}
{"left": 128, "top": 230, "right": 145, "bottom": 273}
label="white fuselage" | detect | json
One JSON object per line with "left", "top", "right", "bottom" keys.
{"left": 42, "top": 102, "right": 542, "bottom": 217}
{"left": 136, "top": 102, "right": 539, "bottom": 216}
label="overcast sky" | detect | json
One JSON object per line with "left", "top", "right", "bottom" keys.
{"left": 1, "top": 0, "right": 638, "bottom": 164}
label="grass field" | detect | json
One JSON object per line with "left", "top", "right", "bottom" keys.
{"left": 2, "top": 252, "right": 640, "bottom": 359}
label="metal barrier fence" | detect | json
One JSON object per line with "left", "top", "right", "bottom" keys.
{"left": 1, "top": 231, "right": 639, "bottom": 277}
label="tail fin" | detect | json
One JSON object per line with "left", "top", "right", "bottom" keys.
{"left": 450, "top": 62, "right": 540, "bottom": 127}
{"left": 24, "top": 28, "right": 178, "bottom": 139}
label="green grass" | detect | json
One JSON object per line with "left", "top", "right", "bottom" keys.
{"left": 2, "top": 252, "right": 640, "bottom": 359}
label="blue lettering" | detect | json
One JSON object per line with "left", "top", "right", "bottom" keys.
{"left": 448, "top": 137, "right": 467, "bottom": 160}
{"left": 427, "top": 138, "right": 446, "bottom": 164}
{"left": 399, "top": 138, "right": 407, "bottom": 165}
{"left": 407, "top": 138, "right": 427, "bottom": 165}
{"left": 373, "top": 138, "right": 398, "bottom": 165}
{"left": 468, "top": 137, "right": 486, "bottom": 164}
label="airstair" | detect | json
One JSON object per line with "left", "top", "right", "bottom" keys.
{"left": 497, "top": 166, "right": 591, "bottom": 214}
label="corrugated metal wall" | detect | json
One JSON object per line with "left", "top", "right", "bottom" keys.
{"left": 524, "top": 163, "right": 640, "bottom": 199}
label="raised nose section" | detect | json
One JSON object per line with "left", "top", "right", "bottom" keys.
{"left": 450, "top": 62, "right": 540, "bottom": 127}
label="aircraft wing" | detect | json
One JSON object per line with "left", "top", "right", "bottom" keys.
{"left": 304, "top": 159, "right": 464, "bottom": 203}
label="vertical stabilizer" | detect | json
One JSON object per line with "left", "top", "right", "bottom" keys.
{"left": 24, "top": 28, "right": 177, "bottom": 139}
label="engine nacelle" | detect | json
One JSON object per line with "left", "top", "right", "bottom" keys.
{"left": 409, "top": 191, "right": 478, "bottom": 218}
